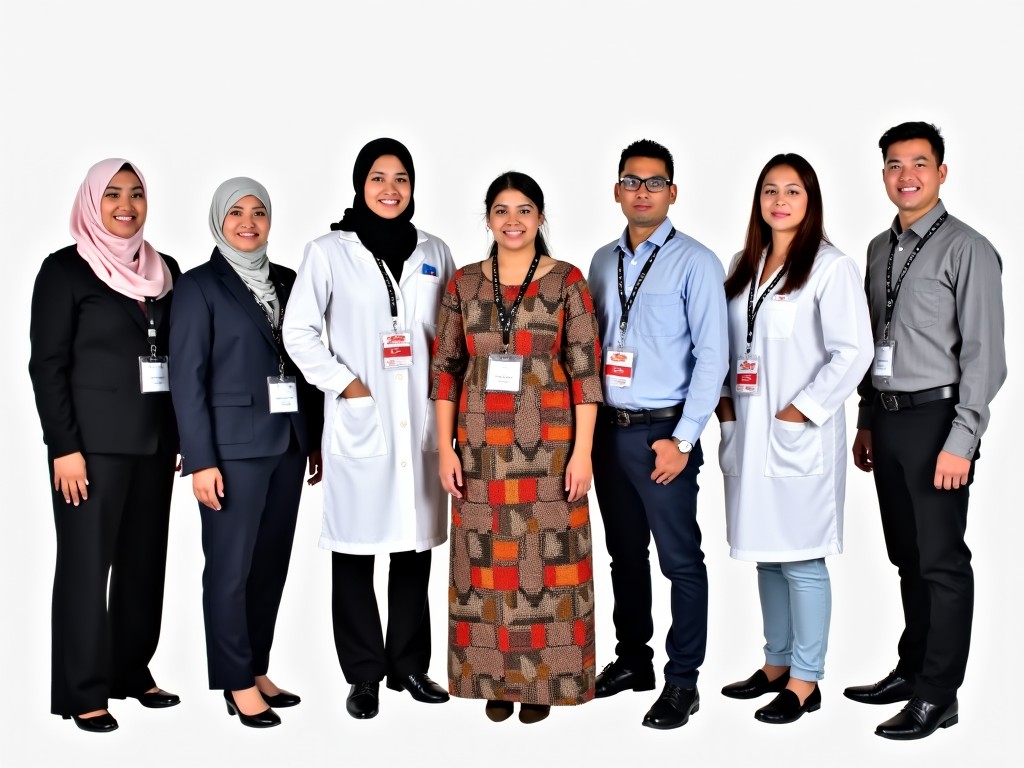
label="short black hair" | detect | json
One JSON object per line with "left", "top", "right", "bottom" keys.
{"left": 878, "top": 122, "right": 945, "bottom": 165}
{"left": 618, "top": 139, "right": 674, "bottom": 181}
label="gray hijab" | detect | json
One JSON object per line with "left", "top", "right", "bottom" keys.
{"left": 209, "top": 177, "right": 278, "bottom": 309}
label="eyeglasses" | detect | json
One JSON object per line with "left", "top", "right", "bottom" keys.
{"left": 618, "top": 175, "right": 672, "bottom": 192}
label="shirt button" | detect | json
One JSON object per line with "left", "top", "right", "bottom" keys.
{"left": 898, "top": 246, "right": 904, "bottom": 252}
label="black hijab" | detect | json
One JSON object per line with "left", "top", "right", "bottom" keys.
{"left": 331, "top": 137, "right": 418, "bottom": 281}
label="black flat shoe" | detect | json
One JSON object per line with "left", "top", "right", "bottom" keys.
{"left": 519, "top": 703, "right": 551, "bottom": 724}
{"left": 63, "top": 712, "right": 119, "bottom": 733}
{"left": 754, "top": 685, "right": 821, "bottom": 724}
{"left": 642, "top": 684, "right": 699, "bottom": 730}
{"left": 132, "top": 688, "right": 181, "bottom": 708}
{"left": 875, "top": 697, "right": 958, "bottom": 740}
{"left": 843, "top": 669, "right": 914, "bottom": 705}
{"left": 721, "top": 669, "right": 790, "bottom": 699}
{"left": 594, "top": 658, "right": 656, "bottom": 699}
{"left": 224, "top": 690, "right": 281, "bottom": 728}
{"left": 261, "top": 690, "right": 301, "bottom": 708}
{"left": 386, "top": 672, "right": 449, "bottom": 703}
{"left": 484, "top": 700, "right": 514, "bottom": 722}
{"left": 346, "top": 681, "right": 380, "bottom": 719}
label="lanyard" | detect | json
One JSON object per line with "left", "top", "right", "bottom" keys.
{"left": 144, "top": 297, "right": 161, "bottom": 357}
{"left": 616, "top": 228, "right": 676, "bottom": 347}
{"left": 492, "top": 250, "right": 542, "bottom": 349}
{"left": 372, "top": 257, "right": 402, "bottom": 332}
{"left": 745, "top": 263, "right": 788, "bottom": 354}
{"left": 247, "top": 285, "right": 287, "bottom": 375}
{"left": 884, "top": 212, "right": 947, "bottom": 340}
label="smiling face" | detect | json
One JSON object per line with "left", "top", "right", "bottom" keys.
{"left": 100, "top": 168, "right": 147, "bottom": 238}
{"left": 614, "top": 156, "right": 676, "bottom": 230}
{"left": 363, "top": 154, "right": 411, "bottom": 219}
{"left": 883, "top": 138, "right": 947, "bottom": 228}
{"left": 488, "top": 189, "right": 544, "bottom": 255}
{"left": 760, "top": 165, "right": 807, "bottom": 238}
{"left": 222, "top": 194, "right": 269, "bottom": 252}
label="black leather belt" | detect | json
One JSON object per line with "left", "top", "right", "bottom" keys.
{"left": 603, "top": 403, "right": 684, "bottom": 427}
{"left": 878, "top": 385, "right": 957, "bottom": 413}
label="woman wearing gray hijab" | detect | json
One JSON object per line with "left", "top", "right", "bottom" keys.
{"left": 169, "top": 177, "right": 324, "bottom": 729}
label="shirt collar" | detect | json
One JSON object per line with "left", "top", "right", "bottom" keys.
{"left": 890, "top": 199, "right": 947, "bottom": 241}
{"left": 616, "top": 217, "right": 676, "bottom": 257}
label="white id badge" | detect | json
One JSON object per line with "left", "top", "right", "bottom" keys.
{"left": 735, "top": 354, "right": 761, "bottom": 395}
{"left": 381, "top": 331, "right": 413, "bottom": 368}
{"left": 138, "top": 356, "right": 169, "bottom": 393}
{"left": 873, "top": 341, "right": 895, "bottom": 378}
{"left": 604, "top": 347, "right": 636, "bottom": 388}
{"left": 486, "top": 353, "right": 523, "bottom": 392}
{"left": 267, "top": 376, "right": 299, "bottom": 413}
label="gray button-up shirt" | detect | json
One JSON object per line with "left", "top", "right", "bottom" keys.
{"left": 856, "top": 200, "right": 1006, "bottom": 459}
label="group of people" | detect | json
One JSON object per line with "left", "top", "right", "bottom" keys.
{"left": 28, "top": 122, "right": 1006, "bottom": 742}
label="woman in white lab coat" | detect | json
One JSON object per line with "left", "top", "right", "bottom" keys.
{"left": 716, "top": 154, "right": 872, "bottom": 724}
{"left": 282, "top": 138, "right": 455, "bottom": 720}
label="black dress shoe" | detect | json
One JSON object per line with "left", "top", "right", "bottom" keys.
{"left": 843, "top": 669, "right": 914, "bottom": 705}
{"left": 386, "top": 672, "right": 449, "bottom": 703}
{"left": 594, "top": 658, "right": 656, "bottom": 699}
{"left": 721, "top": 669, "right": 790, "bottom": 699}
{"left": 346, "top": 681, "right": 380, "bottom": 719}
{"left": 642, "top": 684, "right": 699, "bottom": 730}
{"left": 754, "top": 685, "right": 821, "bottom": 724}
{"left": 63, "top": 712, "right": 119, "bottom": 733}
{"left": 875, "top": 697, "right": 958, "bottom": 740}
{"left": 132, "top": 688, "right": 181, "bottom": 708}
{"left": 261, "top": 690, "right": 301, "bottom": 708}
{"left": 223, "top": 690, "right": 281, "bottom": 728}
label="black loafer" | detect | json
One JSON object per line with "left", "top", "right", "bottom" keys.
{"left": 843, "top": 669, "right": 914, "bottom": 705}
{"left": 346, "top": 681, "right": 380, "bottom": 719}
{"left": 261, "top": 690, "right": 301, "bottom": 708}
{"left": 594, "top": 658, "right": 656, "bottom": 699}
{"left": 224, "top": 690, "right": 281, "bottom": 728}
{"left": 754, "top": 685, "right": 821, "bottom": 724}
{"left": 721, "top": 669, "right": 790, "bottom": 699}
{"left": 132, "top": 688, "right": 181, "bottom": 708}
{"left": 386, "top": 672, "right": 449, "bottom": 703}
{"left": 63, "top": 712, "right": 119, "bottom": 733}
{"left": 875, "top": 697, "right": 958, "bottom": 740}
{"left": 642, "top": 684, "right": 699, "bottom": 730}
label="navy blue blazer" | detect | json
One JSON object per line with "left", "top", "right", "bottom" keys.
{"left": 169, "top": 248, "right": 323, "bottom": 476}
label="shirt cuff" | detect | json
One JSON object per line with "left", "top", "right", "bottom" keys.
{"left": 942, "top": 425, "right": 980, "bottom": 461}
{"left": 326, "top": 370, "right": 356, "bottom": 398}
{"left": 792, "top": 391, "right": 830, "bottom": 427}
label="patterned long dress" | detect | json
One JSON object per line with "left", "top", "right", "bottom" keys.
{"left": 430, "top": 260, "right": 603, "bottom": 706}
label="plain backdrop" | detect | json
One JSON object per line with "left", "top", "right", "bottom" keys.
{"left": 1, "top": 2, "right": 1018, "bottom": 766}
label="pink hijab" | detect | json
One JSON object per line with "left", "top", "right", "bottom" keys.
{"left": 69, "top": 158, "right": 171, "bottom": 300}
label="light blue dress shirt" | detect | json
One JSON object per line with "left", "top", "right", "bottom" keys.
{"left": 588, "top": 218, "right": 729, "bottom": 445}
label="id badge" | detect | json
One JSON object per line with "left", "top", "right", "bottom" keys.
{"left": 267, "top": 376, "right": 298, "bottom": 413}
{"left": 735, "top": 354, "right": 761, "bottom": 395}
{"left": 873, "top": 340, "right": 895, "bottom": 379}
{"left": 138, "top": 356, "right": 169, "bottom": 393}
{"left": 604, "top": 347, "right": 636, "bottom": 388}
{"left": 381, "top": 331, "right": 413, "bottom": 368}
{"left": 486, "top": 353, "right": 523, "bottom": 392}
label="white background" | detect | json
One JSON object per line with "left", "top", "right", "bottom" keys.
{"left": 1, "top": 2, "right": 1018, "bottom": 766}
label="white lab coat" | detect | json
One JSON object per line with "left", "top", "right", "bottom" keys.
{"left": 720, "top": 244, "right": 873, "bottom": 562}
{"left": 282, "top": 228, "right": 455, "bottom": 554}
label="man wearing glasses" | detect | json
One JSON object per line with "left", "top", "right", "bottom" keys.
{"left": 587, "top": 139, "right": 728, "bottom": 729}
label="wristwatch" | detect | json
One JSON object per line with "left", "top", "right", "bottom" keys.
{"left": 676, "top": 439, "right": 693, "bottom": 454}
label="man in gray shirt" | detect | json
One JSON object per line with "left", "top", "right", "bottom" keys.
{"left": 844, "top": 121, "right": 1006, "bottom": 740}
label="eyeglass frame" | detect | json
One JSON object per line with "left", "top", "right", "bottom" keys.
{"left": 617, "top": 175, "right": 673, "bottom": 192}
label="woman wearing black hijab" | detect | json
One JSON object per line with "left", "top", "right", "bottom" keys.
{"left": 283, "top": 139, "right": 456, "bottom": 720}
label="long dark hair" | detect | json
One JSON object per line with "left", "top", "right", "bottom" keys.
{"left": 724, "top": 153, "right": 829, "bottom": 300}
{"left": 484, "top": 171, "right": 550, "bottom": 258}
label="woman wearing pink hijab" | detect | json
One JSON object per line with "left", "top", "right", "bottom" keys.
{"left": 29, "top": 159, "right": 182, "bottom": 733}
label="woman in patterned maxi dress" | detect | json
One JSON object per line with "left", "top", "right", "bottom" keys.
{"left": 431, "top": 172, "right": 603, "bottom": 723}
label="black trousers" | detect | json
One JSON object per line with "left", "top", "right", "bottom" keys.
{"left": 331, "top": 549, "right": 432, "bottom": 683}
{"left": 592, "top": 418, "right": 707, "bottom": 688}
{"left": 50, "top": 451, "right": 175, "bottom": 716}
{"left": 199, "top": 441, "right": 305, "bottom": 690}
{"left": 871, "top": 399, "right": 975, "bottom": 706}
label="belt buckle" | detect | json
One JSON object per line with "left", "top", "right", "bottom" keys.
{"left": 614, "top": 409, "right": 631, "bottom": 427}
{"left": 880, "top": 392, "right": 900, "bottom": 412}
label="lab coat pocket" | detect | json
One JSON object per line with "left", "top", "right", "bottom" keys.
{"left": 718, "top": 420, "right": 740, "bottom": 477}
{"left": 330, "top": 396, "right": 388, "bottom": 458}
{"left": 762, "top": 301, "right": 797, "bottom": 339}
{"left": 765, "top": 416, "right": 823, "bottom": 477}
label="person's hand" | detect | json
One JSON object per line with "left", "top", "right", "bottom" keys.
{"left": 564, "top": 451, "right": 593, "bottom": 502}
{"left": 852, "top": 429, "right": 873, "bottom": 473}
{"left": 307, "top": 451, "right": 323, "bottom": 486}
{"left": 934, "top": 450, "right": 971, "bottom": 490}
{"left": 341, "top": 379, "right": 371, "bottom": 399}
{"left": 193, "top": 467, "right": 225, "bottom": 510}
{"left": 53, "top": 452, "right": 88, "bottom": 506}
{"left": 438, "top": 445, "right": 464, "bottom": 499}
{"left": 650, "top": 439, "right": 688, "bottom": 485}
{"left": 775, "top": 403, "right": 809, "bottom": 423}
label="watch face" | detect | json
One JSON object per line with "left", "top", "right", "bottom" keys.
{"left": 678, "top": 440, "right": 693, "bottom": 454}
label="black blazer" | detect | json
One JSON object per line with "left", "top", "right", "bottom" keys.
{"left": 168, "top": 248, "right": 323, "bottom": 476}
{"left": 29, "top": 245, "right": 181, "bottom": 458}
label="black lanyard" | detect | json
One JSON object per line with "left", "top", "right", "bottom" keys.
{"left": 247, "top": 285, "right": 287, "bottom": 374}
{"left": 884, "top": 212, "right": 947, "bottom": 340}
{"left": 492, "top": 250, "right": 542, "bottom": 349}
{"left": 616, "top": 228, "right": 676, "bottom": 346}
{"left": 372, "top": 257, "right": 402, "bottom": 332}
{"left": 745, "top": 263, "right": 788, "bottom": 354}
{"left": 144, "top": 297, "right": 161, "bottom": 357}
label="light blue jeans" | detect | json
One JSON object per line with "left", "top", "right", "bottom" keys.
{"left": 756, "top": 559, "right": 831, "bottom": 682}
